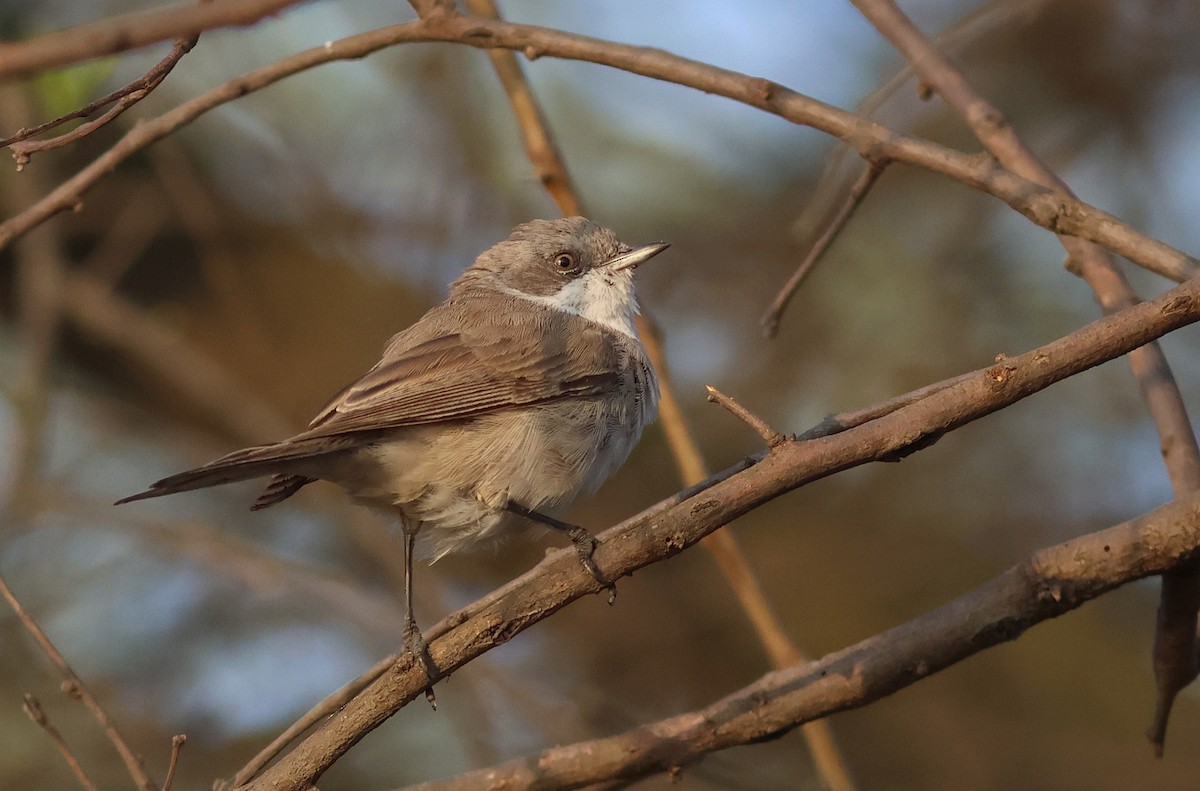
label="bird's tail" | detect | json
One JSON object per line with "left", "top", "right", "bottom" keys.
{"left": 115, "top": 435, "right": 358, "bottom": 505}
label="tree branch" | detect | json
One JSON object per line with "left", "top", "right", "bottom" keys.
{"left": 847, "top": 0, "right": 1200, "bottom": 755}
{"left": 235, "top": 266, "right": 1200, "bottom": 791}
{"left": 399, "top": 487, "right": 1200, "bottom": 790}
{"left": 5, "top": 29, "right": 200, "bottom": 169}
{"left": 1, "top": 15, "right": 1195, "bottom": 288}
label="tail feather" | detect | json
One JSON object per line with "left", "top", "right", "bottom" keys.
{"left": 251, "top": 475, "right": 316, "bottom": 510}
{"left": 115, "top": 436, "right": 357, "bottom": 505}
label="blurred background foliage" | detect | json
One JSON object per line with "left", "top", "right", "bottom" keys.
{"left": 2, "top": 1, "right": 1200, "bottom": 789}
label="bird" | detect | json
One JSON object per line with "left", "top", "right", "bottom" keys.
{"left": 117, "top": 216, "right": 667, "bottom": 681}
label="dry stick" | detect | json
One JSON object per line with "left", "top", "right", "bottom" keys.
{"left": 162, "top": 735, "right": 187, "bottom": 791}
{"left": 761, "top": 159, "right": 887, "bottom": 338}
{"left": 847, "top": 0, "right": 1200, "bottom": 756}
{"left": 0, "top": 571, "right": 157, "bottom": 791}
{"left": 5, "top": 29, "right": 199, "bottom": 168}
{"left": 399, "top": 488, "right": 1200, "bottom": 791}
{"left": 0, "top": 15, "right": 1196, "bottom": 288}
{"left": 22, "top": 694, "right": 101, "bottom": 791}
{"left": 457, "top": 2, "right": 857, "bottom": 788}
{"left": 0, "top": 0, "right": 306, "bottom": 79}
{"left": 236, "top": 267, "right": 1200, "bottom": 791}
{"left": 706, "top": 386, "right": 789, "bottom": 449}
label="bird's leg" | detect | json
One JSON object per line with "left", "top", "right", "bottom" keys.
{"left": 400, "top": 525, "right": 437, "bottom": 706}
{"left": 505, "top": 502, "right": 616, "bottom": 604}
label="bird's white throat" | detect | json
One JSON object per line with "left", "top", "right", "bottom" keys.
{"left": 500, "top": 269, "right": 640, "bottom": 339}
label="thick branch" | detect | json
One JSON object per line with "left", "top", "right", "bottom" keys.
{"left": 236, "top": 264, "right": 1200, "bottom": 791}
{"left": 401, "top": 489, "right": 1200, "bottom": 790}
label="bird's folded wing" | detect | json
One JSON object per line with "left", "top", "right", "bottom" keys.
{"left": 300, "top": 302, "right": 621, "bottom": 438}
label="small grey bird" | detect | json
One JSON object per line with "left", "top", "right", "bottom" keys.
{"left": 117, "top": 217, "right": 667, "bottom": 677}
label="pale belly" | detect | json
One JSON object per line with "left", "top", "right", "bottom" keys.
{"left": 334, "top": 397, "right": 648, "bottom": 560}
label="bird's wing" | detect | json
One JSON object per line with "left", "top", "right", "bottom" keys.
{"left": 299, "top": 294, "right": 621, "bottom": 438}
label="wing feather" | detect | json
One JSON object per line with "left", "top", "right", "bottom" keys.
{"left": 298, "top": 291, "right": 621, "bottom": 439}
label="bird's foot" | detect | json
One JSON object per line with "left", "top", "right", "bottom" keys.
{"left": 403, "top": 615, "right": 437, "bottom": 709}
{"left": 505, "top": 502, "right": 617, "bottom": 603}
{"left": 566, "top": 524, "right": 617, "bottom": 605}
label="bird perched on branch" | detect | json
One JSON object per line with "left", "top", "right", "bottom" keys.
{"left": 118, "top": 216, "right": 668, "bottom": 683}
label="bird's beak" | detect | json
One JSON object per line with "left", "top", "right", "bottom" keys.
{"left": 605, "top": 242, "right": 670, "bottom": 272}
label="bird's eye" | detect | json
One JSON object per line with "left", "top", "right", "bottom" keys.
{"left": 553, "top": 252, "right": 578, "bottom": 273}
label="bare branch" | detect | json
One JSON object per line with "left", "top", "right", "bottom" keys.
{"left": 6, "top": 31, "right": 199, "bottom": 169}
{"left": 0, "top": 572, "right": 157, "bottom": 791}
{"left": 1, "top": 15, "right": 1195, "bottom": 286}
{"left": 234, "top": 269, "right": 1200, "bottom": 791}
{"left": 161, "top": 735, "right": 186, "bottom": 791}
{"left": 847, "top": 0, "right": 1200, "bottom": 755}
{"left": 400, "top": 486, "right": 1200, "bottom": 790}
{"left": 706, "top": 385, "right": 789, "bottom": 449}
{"left": 22, "top": 694, "right": 101, "bottom": 791}
{"left": 0, "top": 0, "right": 307, "bottom": 80}
{"left": 761, "top": 159, "right": 887, "bottom": 338}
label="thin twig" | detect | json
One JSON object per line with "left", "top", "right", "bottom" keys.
{"left": 0, "top": 571, "right": 157, "bottom": 791}
{"left": 22, "top": 694, "right": 101, "bottom": 791}
{"left": 5, "top": 29, "right": 200, "bottom": 169}
{"left": 847, "top": 0, "right": 1200, "bottom": 755}
{"left": 705, "top": 385, "right": 789, "bottom": 448}
{"left": 761, "top": 159, "right": 887, "bottom": 338}
{"left": 807, "top": 0, "right": 1053, "bottom": 223}
{"left": 161, "top": 735, "right": 187, "bottom": 791}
